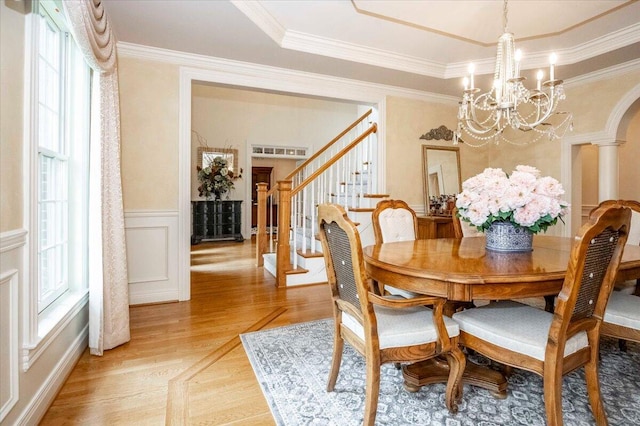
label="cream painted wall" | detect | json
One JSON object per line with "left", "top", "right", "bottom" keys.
{"left": 485, "top": 139, "right": 562, "bottom": 180}
{"left": 116, "top": 56, "right": 639, "bottom": 224}
{"left": 118, "top": 57, "right": 180, "bottom": 211}
{"left": 0, "top": 2, "right": 25, "bottom": 232}
{"left": 563, "top": 69, "right": 640, "bottom": 134}
{"left": 619, "top": 106, "right": 640, "bottom": 201}
{"left": 190, "top": 84, "right": 361, "bottom": 201}
{"left": 581, "top": 144, "right": 600, "bottom": 207}
{"left": 384, "top": 96, "right": 487, "bottom": 209}
{"left": 252, "top": 157, "right": 298, "bottom": 188}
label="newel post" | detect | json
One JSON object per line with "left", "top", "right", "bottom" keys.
{"left": 276, "top": 180, "right": 292, "bottom": 288}
{"left": 255, "top": 182, "right": 268, "bottom": 266}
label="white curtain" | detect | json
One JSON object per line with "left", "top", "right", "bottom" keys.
{"left": 62, "top": 0, "right": 130, "bottom": 355}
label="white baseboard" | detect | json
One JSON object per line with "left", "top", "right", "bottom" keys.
{"left": 16, "top": 325, "right": 88, "bottom": 425}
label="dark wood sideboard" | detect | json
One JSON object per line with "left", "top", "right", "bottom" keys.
{"left": 416, "top": 215, "right": 454, "bottom": 239}
{"left": 191, "top": 200, "right": 244, "bottom": 244}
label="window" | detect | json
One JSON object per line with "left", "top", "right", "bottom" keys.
{"left": 36, "top": 8, "right": 68, "bottom": 311}
{"left": 251, "top": 144, "right": 308, "bottom": 159}
{"left": 27, "top": 0, "right": 90, "bottom": 344}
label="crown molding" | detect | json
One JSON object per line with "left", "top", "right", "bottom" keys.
{"left": 229, "top": 0, "right": 286, "bottom": 45}
{"left": 116, "top": 42, "right": 459, "bottom": 106}
{"left": 231, "top": 1, "right": 640, "bottom": 80}
{"left": 561, "top": 23, "right": 640, "bottom": 65}
{"left": 282, "top": 30, "right": 446, "bottom": 78}
{"left": 565, "top": 58, "right": 640, "bottom": 86}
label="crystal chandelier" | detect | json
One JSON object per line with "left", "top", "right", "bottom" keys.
{"left": 454, "top": 0, "right": 572, "bottom": 147}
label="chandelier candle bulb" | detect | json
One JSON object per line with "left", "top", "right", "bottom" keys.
{"left": 463, "top": 77, "right": 469, "bottom": 90}
{"left": 514, "top": 49, "right": 522, "bottom": 77}
{"left": 549, "top": 53, "right": 557, "bottom": 81}
{"left": 536, "top": 70, "right": 543, "bottom": 91}
{"left": 468, "top": 63, "right": 475, "bottom": 89}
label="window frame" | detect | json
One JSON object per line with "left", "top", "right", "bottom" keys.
{"left": 22, "top": 1, "right": 91, "bottom": 371}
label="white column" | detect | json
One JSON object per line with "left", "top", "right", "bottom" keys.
{"left": 594, "top": 139, "right": 624, "bottom": 202}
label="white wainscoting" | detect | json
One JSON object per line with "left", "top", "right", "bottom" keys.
{"left": 0, "top": 268, "right": 19, "bottom": 422}
{"left": 124, "top": 211, "right": 180, "bottom": 305}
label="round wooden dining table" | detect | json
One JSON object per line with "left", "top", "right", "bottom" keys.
{"left": 363, "top": 236, "right": 640, "bottom": 396}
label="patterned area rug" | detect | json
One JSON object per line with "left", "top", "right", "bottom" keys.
{"left": 241, "top": 319, "right": 640, "bottom": 425}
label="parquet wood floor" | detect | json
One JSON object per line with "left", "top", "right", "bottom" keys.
{"left": 40, "top": 239, "right": 333, "bottom": 425}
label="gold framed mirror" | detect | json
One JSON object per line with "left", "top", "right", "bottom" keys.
{"left": 422, "top": 145, "right": 461, "bottom": 215}
{"left": 197, "top": 147, "right": 239, "bottom": 172}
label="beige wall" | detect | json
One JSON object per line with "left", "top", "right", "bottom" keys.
{"left": 0, "top": 1, "right": 25, "bottom": 232}
{"left": 118, "top": 57, "right": 180, "bottom": 211}
{"left": 116, "top": 58, "right": 640, "bottom": 216}
{"left": 619, "top": 106, "right": 640, "bottom": 201}
{"left": 252, "top": 157, "right": 298, "bottom": 188}
{"left": 384, "top": 96, "right": 477, "bottom": 208}
{"left": 581, "top": 144, "right": 600, "bottom": 207}
{"left": 563, "top": 70, "right": 640, "bottom": 134}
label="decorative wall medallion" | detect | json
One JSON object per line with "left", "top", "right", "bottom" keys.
{"left": 419, "top": 125, "right": 454, "bottom": 141}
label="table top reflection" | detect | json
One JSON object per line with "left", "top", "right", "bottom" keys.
{"left": 363, "top": 236, "right": 640, "bottom": 302}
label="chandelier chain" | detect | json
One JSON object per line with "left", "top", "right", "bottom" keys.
{"left": 503, "top": 0, "right": 509, "bottom": 33}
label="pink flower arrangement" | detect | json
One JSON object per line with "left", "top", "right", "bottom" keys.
{"left": 456, "top": 165, "right": 569, "bottom": 233}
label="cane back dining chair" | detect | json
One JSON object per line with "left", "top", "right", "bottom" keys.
{"left": 596, "top": 200, "right": 640, "bottom": 349}
{"left": 452, "top": 202, "right": 631, "bottom": 425}
{"left": 371, "top": 199, "right": 420, "bottom": 298}
{"left": 318, "top": 203, "right": 466, "bottom": 426}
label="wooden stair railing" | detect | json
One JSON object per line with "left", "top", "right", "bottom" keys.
{"left": 256, "top": 109, "right": 378, "bottom": 287}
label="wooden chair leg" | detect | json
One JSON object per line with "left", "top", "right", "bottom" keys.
{"left": 544, "top": 295, "right": 555, "bottom": 312}
{"left": 618, "top": 339, "right": 628, "bottom": 352}
{"left": 585, "top": 353, "right": 608, "bottom": 425}
{"left": 444, "top": 346, "right": 466, "bottom": 412}
{"left": 543, "top": 364, "right": 565, "bottom": 426}
{"left": 502, "top": 365, "right": 513, "bottom": 377}
{"left": 327, "top": 325, "right": 344, "bottom": 392}
{"left": 363, "top": 357, "right": 381, "bottom": 426}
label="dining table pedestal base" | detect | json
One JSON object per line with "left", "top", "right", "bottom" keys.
{"left": 402, "top": 357, "right": 508, "bottom": 399}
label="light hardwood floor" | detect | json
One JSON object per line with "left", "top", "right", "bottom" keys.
{"left": 40, "top": 239, "right": 333, "bottom": 425}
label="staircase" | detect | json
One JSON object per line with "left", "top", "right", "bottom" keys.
{"left": 256, "top": 109, "right": 388, "bottom": 287}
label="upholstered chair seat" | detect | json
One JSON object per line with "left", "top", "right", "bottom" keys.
{"left": 453, "top": 301, "right": 588, "bottom": 361}
{"left": 342, "top": 305, "right": 460, "bottom": 349}
{"left": 604, "top": 292, "right": 640, "bottom": 329}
